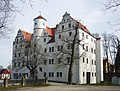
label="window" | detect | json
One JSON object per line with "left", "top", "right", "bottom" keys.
{"left": 57, "top": 72, "right": 59, "bottom": 77}
{"left": 14, "top": 53, "right": 17, "bottom": 57}
{"left": 35, "top": 22, "right": 37, "bottom": 25}
{"left": 82, "top": 33, "right": 84, "bottom": 37}
{"left": 49, "top": 59, "right": 51, "bottom": 64}
{"left": 20, "top": 38, "right": 22, "bottom": 41}
{"left": 44, "top": 72, "right": 46, "bottom": 77}
{"left": 61, "top": 45, "right": 63, "bottom": 51}
{"left": 94, "top": 49, "right": 96, "bottom": 54}
{"left": 86, "top": 46, "right": 88, "bottom": 51}
{"left": 62, "top": 25, "right": 64, "bottom": 29}
{"left": 52, "top": 72, "right": 54, "bottom": 77}
{"left": 69, "top": 23, "right": 71, "bottom": 28}
{"left": 17, "top": 39, "right": 18, "bottom": 42}
{"left": 56, "top": 72, "right": 62, "bottom": 77}
{"left": 49, "top": 59, "right": 54, "bottom": 64}
{"left": 86, "top": 35, "right": 88, "bottom": 39}
{"left": 43, "top": 23, "right": 45, "bottom": 26}
{"left": 44, "top": 48, "right": 47, "bottom": 53}
{"left": 82, "top": 44, "right": 85, "bottom": 50}
{"left": 59, "top": 34, "right": 61, "bottom": 39}
{"left": 14, "top": 62, "right": 16, "bottom": 67}
{"left": 86, "top": 58, "right": 88, "bottom": 64}
{"left": 18, "top": 53, "right": 20, "bottom": 57}
{"left": 34, "top": 43, "right": 36, "bottom": 47}
{"left": 49, "top": 47, "right": 54, "bottom": 52}
{"left": 95, "top": 73, "right": 96, "bottom": 77}
{"left": 52, "top": 59, "right": 54, "bottom": 64}
{"left": 92, "top": 72, "right": 94, "bottom": 77}
{"left": 49, "top": 47, "right": 51, "bottom": 52}
{"left": 44, "top": 60, "right": 47, "bottom": 65}
{"left": 92, "top": 60, "right": 93, "bottom": 65}
{"left": 69, "top": 32, "right": 72, "bottom": 36}
{"left": 49, "top": 72, "right": 54, "bottom": 77}
{"left": 20, "top": 44, "right": 22, "bottom": 47}
{"left": 52, "top": 47, "right": 54, "bottom": 52}
{"left": 91, "top": 48, "right": 93, "bottom": 53}
{"left": 15, "top": 45, "right": 17, "bottom": 49}
{"left": 60, "top": 72, "right": 62, "bottom": 77}
{"left": 23, "top": 61, "right": 26, "bottom": 66}
{"left": 91, "top": 38, "right": 93, "bottom": 42}
{"left": 39, "top": 67, "right": 42, "bottom": 72}
{"left": 18, "top": 62, "right": 20, "bottom": 67}
{"left": 83, "top": 57, "right": 85, "bottom": 63}
{"left": 83, "top": 72, "right": 85, "bottom": 77}
{"left": 58, "top": 46, "right": 60, "bottom": 51}
{"left": 49, "top": 73, "right": 51, "bottom": 77}
{"left": 44, "top": 38, "right": 46, "bottom": 42}
{"left": 94, "top": 61, "right": 96, "bottom": 65}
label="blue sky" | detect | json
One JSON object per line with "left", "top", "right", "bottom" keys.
{"left": 0, "top": 0, "right": 119, "bottom": 68}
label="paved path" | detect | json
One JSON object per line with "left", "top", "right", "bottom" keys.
{"left": 9, "top": 84, "right": 120, "bottom": 91}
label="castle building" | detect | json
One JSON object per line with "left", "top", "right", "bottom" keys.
{"left": 11, "top": 12, "right": 103, "bottom": 84}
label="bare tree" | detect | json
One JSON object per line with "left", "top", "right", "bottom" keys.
{"left": 104, "top": 0, "right": 120, "bottom": 33}
{"left": 102, "top": 32, "right": 118, "bottom": 62}
{"left": 0, "top": 0, "right": 47, "bottom": 38}
{"left": 21, "top": 40, "right": 45, "bottom": 79}
{"left": 0, "top": 0, "right": 15, "bottom": 38}
{"left": 105, "top": 0, "right": 120, "bottom": 11}
{"left": 102, "top": 32, "right": 120, "bottom": 74}
{"left": 55, "top": 22, "right": 87, "bottom": 84}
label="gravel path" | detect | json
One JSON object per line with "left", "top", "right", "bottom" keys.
{"left": 9, "top": 85, "right": 120, "bottom": 91}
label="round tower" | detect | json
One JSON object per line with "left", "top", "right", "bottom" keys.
{"left": 33, "top": 15, "right": 47, "bottom": 37}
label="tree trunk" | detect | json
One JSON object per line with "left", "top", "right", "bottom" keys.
{"left": 68, "top": 59, "right": 74, "bottom": 84}
{"left": 115, "top": 44, "right": 120, "bottom": 74}
{"left": 30, "top": 71, "right": 35, "bottom": 79}
{"left": 68, "top": 27, "right": 78, "bottom": 84}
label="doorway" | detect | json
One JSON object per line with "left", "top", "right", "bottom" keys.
{"left": 86, "top": 72, "right": 90, "bottom": 84}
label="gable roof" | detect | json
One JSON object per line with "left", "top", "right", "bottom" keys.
{"left": 46, "top": 26, "right": 56, "bottom": 37}
{"left": 21, "top": 30, "right": 32, "bottom": 42}
{"left": 0, "top": 69, "right": 11, "bottom": 74}
{"left": 79, "top": 23, "right": 91, "bottom": 35}
{"left": 70, "top": 16, "right": 91, "bottom": 35}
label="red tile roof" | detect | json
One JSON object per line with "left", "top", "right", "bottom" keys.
{"left": 70, "top": 17, "right": 91, "bottom": 35}
{"left": 34, "top": 15, "right": 47, "bottom": 21}
{"left": 0, "top": 69, "right": 11, "bottom": 74}
{"left": 21, "top": 30, "right": 32, "bottom": 42}
{"left": 46, "top": 26, "right": 56, "bottom": 37}
{"left": 79, "top": 23, "right": 91, "bottom": 35}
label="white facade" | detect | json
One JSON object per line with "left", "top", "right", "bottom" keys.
{"left": 96, "top": 38, "right": 104, "bottom": 83}
{"left": 12, "top": 12, "right": 103, "bottom": 84}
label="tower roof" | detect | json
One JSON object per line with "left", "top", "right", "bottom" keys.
{"left": 34, "top": 15, "right": 47, "bottom": 21}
